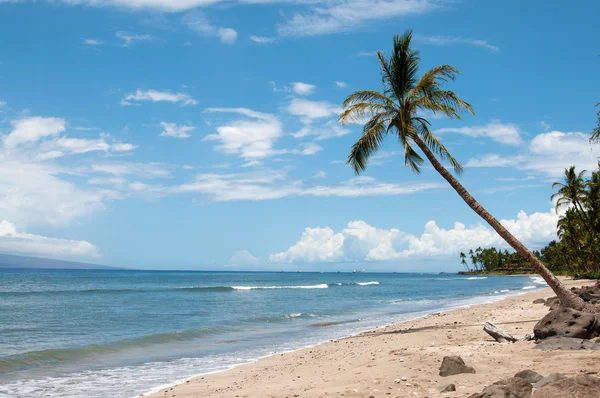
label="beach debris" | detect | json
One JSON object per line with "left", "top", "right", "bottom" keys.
{"left": 514, "top": 369, "right": 543, "bottom": 384}
{"left": 401, "top": 377, "right": 408, "bottom": 381}
{"left": 532, "top": 373, "right": 567, "bottom": 388}
{"left": 440, "top": 383, "right": 456, "bottom": 392}
{"left": 483, "top": 322, "right": 517, "bottom": 343}
{"left": 394, "top": 379, "right": 401, "bottom": 384}
{"left": 531, "top": 374, "right": 600, "bottom": 397}
{"left": 467, "top": 377, "right": 532, "bottom": 398}
{"left": 533, "top": 298, "right": 546, "bottom": 304}
{"left": 523, "top": 333, "right": 534, "bottom": 341}
{"left": 438, "top": 356, "right": 476, "bottom": 377}
{"left": 533, "top": 307, "right": 600, "bottom": 340}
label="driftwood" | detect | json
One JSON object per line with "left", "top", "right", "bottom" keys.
{"left": 483, "top": 321, "right": 517, "bottom": 343}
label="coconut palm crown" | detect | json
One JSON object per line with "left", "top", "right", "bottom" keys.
{"left": 339, "top": 30, "right": 473, "bottom": 174}
{"left": 339, "top": 30, "right": 596, "bottom": 312}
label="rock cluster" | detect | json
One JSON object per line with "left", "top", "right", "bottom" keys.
{"left": 466, "top": 372, "right": 600, "bottom": 398}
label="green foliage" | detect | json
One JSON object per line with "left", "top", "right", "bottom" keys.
{"left": 460, "top": 163, "right": 600, "bottom": 275}
{"left": 339, "top": 30, "right": 474, "bottom": 175}
{"left": 591, "top": 103, "right": 600, "bottom": 143}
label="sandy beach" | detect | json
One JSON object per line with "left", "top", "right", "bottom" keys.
{"left": 145, "top": 277, "right": 598, "bottom": 398}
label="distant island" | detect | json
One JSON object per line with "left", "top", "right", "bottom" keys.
{"left": 0, "top": 253, "right": 123, "bottom": 270}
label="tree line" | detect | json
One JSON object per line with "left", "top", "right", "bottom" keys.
{"left": 460, "top": 162, "right": 600, "bottom": 276}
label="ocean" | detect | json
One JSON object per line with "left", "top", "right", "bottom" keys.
{"left": 0, "top": 269, "right": 546, "bottom": 398}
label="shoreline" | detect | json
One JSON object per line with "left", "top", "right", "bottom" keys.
{"left": 142, "top": 277, "right": 594, "bottom": 398}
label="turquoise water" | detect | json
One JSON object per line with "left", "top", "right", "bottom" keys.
{"left": 0, "top": 269, "right": 545, "bottom": 397}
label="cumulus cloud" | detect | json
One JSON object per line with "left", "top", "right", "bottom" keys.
{"left": 183, "top": 12, "right": 238, "bottom": 44}
{"left": 203, "top": 107, "right": 282, "bottom": 160}
{"left": 466, "top": 130, "right": 600, "bottom": 177}
{"left": 290, "top": 82, "right": 316, "bottom": 96}
{"left": 0, "top": 160, "right": 109, "bottom": 226}
{"left": 270, "top": 208, "right": 560, "bottom": 263}
{"left": 436, "top": 122, "right": 523, "bottom": 146}
{"left": 335, "top": 81, "right": 348, "bottom": 88}
{"left": 4, "top": 117, "right": 66, "bottom": 148}
{"left": 160, "top": 122, "right": 195, "bottom": 138}
{"left": 228, "top": 249, "right": 261, "bottom": 266}
{"left": 285, "top": 98, "right": 340, "bottom": 123}
{"left": 0, "top": 220, "right": 100, "bottom": 259}
{"left": 121, "top": 89, "right": 197, "bottom": 106}
{"left": 414, "top": 35, "right": 500, "bottom": 52}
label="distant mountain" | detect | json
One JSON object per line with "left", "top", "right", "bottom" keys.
{"left": 0, "top": 253, "right": 123, "bottom": 270}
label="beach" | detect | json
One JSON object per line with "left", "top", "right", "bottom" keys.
{"left": 146, "top": 277, "right": 598, "bottom": 398}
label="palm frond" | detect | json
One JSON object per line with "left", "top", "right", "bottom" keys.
{"left": 408, "top": 64, "right": 460, "bottom": 100}
{"left": 414, "top": 90, "right": 475, "bottom": 119}
{"left": 347, "top": 118, "right": 388, "bottom": 174}
{"left": 414, "top": 118, "right": 464, "bottom": 174}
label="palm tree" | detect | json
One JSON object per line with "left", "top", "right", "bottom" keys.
{"left": 459, "top": 252, "right": 468, "bottom": 272}
{"left": 339, "top": 30, "right": 594, "bottom": 312}
{"left": 552, "top": 166, "right": 597, "bottom": 267}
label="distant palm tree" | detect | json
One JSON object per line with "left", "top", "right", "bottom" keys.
{"left": 339, "top": 30, "right": 593, "bottom": 312}
{"left": 459, "top": 252, "right": 468, "bottom": 272}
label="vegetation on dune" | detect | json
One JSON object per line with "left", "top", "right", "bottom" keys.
{"left": 340, "top": 29, "right": 596, "bottom": 311}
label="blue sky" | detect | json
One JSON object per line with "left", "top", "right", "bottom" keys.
{"left": 0, "top": 0, "right": 598, "bottom": 271}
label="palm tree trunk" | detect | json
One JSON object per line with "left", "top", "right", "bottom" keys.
{"left": 412, "top": 136, "right": 597, "bottom": 312}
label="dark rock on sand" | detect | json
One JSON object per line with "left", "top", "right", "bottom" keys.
{"left": 468, "top": 377, "right": 532, "bottom": 398}
{"left": 533, "top": 307, "right": 600, "bottom": 340}
{"left": 514, "top": 369, "right": 543, "bottom": 383}
{"left": 533, "top": 298, "right": 546, "bottom": 304}
{"left": 440, "top": 383, "right": 456, "bottom": 392}
{"left": 534, "top": 336, "right": 600, "bottom": 350}
{"left": 532, "top": 373, "right": 567, "bottom": 388}
{"left": 531, "top": 374, "right": 600, "bottom": 397}
{"left": 439, "top": 356, "right": 476, "bottom": 377}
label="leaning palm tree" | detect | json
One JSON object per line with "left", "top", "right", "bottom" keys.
{"left": 339, "top": 30, "right": 595, "bottom": 312}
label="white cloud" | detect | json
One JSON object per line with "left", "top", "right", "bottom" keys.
{"left": 355, "top": 51, "right": 377, "bottom": 57}
{"left": 121, "top": 89, "right": 197, "bottom": 106}
{"left": 183, "top": 12, "right": 238, "bottom": 44}
{"left": 335, "top": 81, "right": 348, "bottom": 88}
{"left": 314, "top": 170, "right": 327, "bottom": 178}
{"left": 290, "top": 82, "right": 316, "bottom": 96}
{"left": 203, "top": 107, "right": 282, "bottom": 160}
{"left": 4, "top": 117, "right": 66, "bottom": 148}
{"left": 82, "top": 38, "right": 103, "bottom": 45}
{"left": 35, "top": 136, "right": 136, "bottom": 160}
{"left": 0, "top": 159, "right": 109, "bottom": 226}
{"left": 250, "top": 35, "right": 276, "bottom": 44}
{"left": 0, "top": 220, "right": 100, "bottom": 259}
{"left": 541, "top": 121, "right": 551, "bottom": 131}
{"left": 436, "top": 123, "right": 523, "bottom": 146}
{"left": 285, "top": 98, "right": 340, "bottom": 123}
{"left": 174, "top": 169, "right": 444, "bottom": 201}
{"left": 228, "top": 249, "right": 261, "bottom": 266}
{"left": 217, "top": 28, "right": 238, "bottom": 44}
{"left": 466, "top": 130, "right": 600, "bottom": 177}
{"left": 415, "top": 35, "right": 500, "bottom": 52}
{"left": 0, "top": 101, "right": 6, "bottom": 107}
{"left": 116, "top": 31, "right": 152, "bottom": 47}
{"left": 160, "top": 122, "right": 195, "bottom": 138}
{"left": 270, "top": 208, "right": 560, "bottom": 263}
{"left": 292, "top": 120, "right": 349, "bottom": 140}
{"left": 91, "top": 162, "right": 172, "bottom": 178}
{"left": 277, "top": 0, "right": 437, "bottom": 37}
